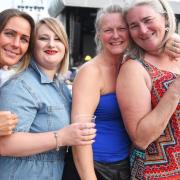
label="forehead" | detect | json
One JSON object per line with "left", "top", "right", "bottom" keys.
{"left": 101, "top": 13, "right": 126, "bottom": 28}
{"left": 4, "top": 16, "right": 31, "bottom": 36}
{"left": 126, "top": 5, "right": 159, "bottom": 23}
{"left": 36, "top": 24, "right": 55, "bottom": 35}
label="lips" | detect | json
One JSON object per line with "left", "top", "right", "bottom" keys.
{"left": 4, "top": 48, "right": 19, "bottom": 57}
{"left": 45, "top": 50, "right": 58, "bottom": 55}
{"left": 110, "top": 41, "right": 124, "bottom": 46}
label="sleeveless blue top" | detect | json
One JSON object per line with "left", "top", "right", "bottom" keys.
{"left": 93, "top": 93, "right": 131, "bottom": 163}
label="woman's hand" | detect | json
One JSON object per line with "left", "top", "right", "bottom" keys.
{"left": 58, "top": 123, "right": 96, "bottom": 146}
{"left": 0, "top": 111, "right": 18, "bottom": 136}
{"left": 165, "top": 33, "right": 180, "bottom": 61}
{"left": 168, "top": 75, "right": 180, "bottom": 99}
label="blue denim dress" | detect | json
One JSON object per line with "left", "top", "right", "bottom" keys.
{"left": 0, "top": 60, "right": 71, "bottom": 180}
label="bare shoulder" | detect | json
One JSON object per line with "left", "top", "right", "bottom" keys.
{"left": 119, "top": 59, "right": 151, "bottom": 84}
{"left": 74, "top": 58, "right": 101, "bottom": 84}
{"left": 78, "top": 59, "right": 100, "bottom": 76}
{"left": 120, "top": 59, "right": 145, "bottom": 74}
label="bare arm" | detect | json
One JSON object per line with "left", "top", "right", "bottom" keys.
{"left": 0, "top": 122, "right": 96, "bottom": 156}
{"left": 0, "top": 78, "right": 96, "bottom": 156}
{"left": 72, "top": 63, "right": 101, "bottom": 180}
{"left": 116, "top": 60, "right": 179, "bottom": 150}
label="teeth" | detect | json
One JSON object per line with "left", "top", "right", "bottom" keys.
{"left": 111, "top": 42, "right": 122, "bottom": 45}
{"left": 46, "top": 50, "right": 57, "bottom": 54}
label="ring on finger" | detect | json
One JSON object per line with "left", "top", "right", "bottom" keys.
{"left": 173, "top": 40, "right": 176, "bottom": 47}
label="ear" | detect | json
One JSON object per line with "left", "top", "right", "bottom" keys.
{"left": 96, "top": 32, "right": 100, "bottom": 40}
{"left": 163, "top": 12, "right": 169, "bottom": 29}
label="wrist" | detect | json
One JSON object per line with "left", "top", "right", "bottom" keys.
{"left": 53, "top": 131, "right": 61, "bottom": 151}
{"left": 168, "top": 86, "right": 180, "bottom": 100}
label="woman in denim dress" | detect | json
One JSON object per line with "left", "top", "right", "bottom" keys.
{"left": 0, "top": 17, "right": 96, "bottom": 180}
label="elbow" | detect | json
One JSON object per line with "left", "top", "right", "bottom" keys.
{"left": 133, "top": 138, "right": 150, "bottom": 150}
{"left": 133, "top": 141, "right": 148, "bottom": 150}
{"left": 0, "top": 144, "right": 8, "bottom": 156}
{"left": 0, "top": 138, "right": 12, "bottom": 156}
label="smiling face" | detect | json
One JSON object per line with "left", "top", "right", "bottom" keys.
{"left": 98, "top": 12, "right": 129, "bottom": 56}
{"left": 34, "top": 24, "right": 65, "bottom": 73}
{"left": 126, "top": 5, "right": 166, "bottom": 52}
{"left": 0, "top": 16, "right": 31, "bottom": 68}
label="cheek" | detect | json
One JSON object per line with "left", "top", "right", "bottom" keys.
{"left": 123, "top": 32, "right": 129, "bottom": 40}
{"left": 59, "top": 44, "right": 66, "bottom": 56}
{"left": 34, "top": 42, "right": 41, "bottom": 50}
{"left": 102, "top": 34, "right": 110, "bottom": 42}
{"left": 21, "top": 44, "right": 29, "bottom": 55}
{"left": 129, "top": 30, "right": 138, "bottom": 40}
{"left": 99, "top": 33, "right": 110, "bottom": 44}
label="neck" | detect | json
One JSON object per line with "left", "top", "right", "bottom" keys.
{"left": 100, "top": 51, "right": 123, "bottom": 67}
{"left": 39, "top": 66, "right": 57, "bottom": 80}
{"left": 144, "top": 52, "right": 172, "bottom": 67}
{"left": 0, "top": 63, "right": 3, "bottom": 69}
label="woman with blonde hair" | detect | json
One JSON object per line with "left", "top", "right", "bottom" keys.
{"left": 63, "top": 3, "right": 180, "bottom": 180}
{"left": 117, "top": 0, "right": 180, "bottom": 179}
{"left": 0, "top": 17, "right": 96, "bottom": 180}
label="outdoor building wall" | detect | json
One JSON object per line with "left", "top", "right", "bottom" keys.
{"left": 49, "top": 0, "right": 180, "bottom": 67}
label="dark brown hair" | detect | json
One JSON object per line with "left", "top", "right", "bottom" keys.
{"left": 0, "top": 9, "right": 35, "bottom": 71}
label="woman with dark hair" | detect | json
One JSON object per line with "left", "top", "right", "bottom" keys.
{"left": 0, "top": 8, "right": 35, "bottom": 136}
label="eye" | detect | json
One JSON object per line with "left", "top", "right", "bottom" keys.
{"left": 144, "top": 18, "right": 152, "bottom": 24}
{"left": 118, "top": 27, "right": 128, "bottom": 32}
{"left": 21, "top": 36, "right": 29, "bottom": 44}
{"left": 54, "top": 37, "right": 61, "bottom": 41}
{"left": 3, "top": 30, "right": 15, "bottom": 37}
{"left": 38, "top": 36, "right": 49, "bottom": 41}
{"left": 103, "top": 29, "right": 112, "bottom": 33}
{"left": 129, "top": 24, "right": 138, "bottom": 29}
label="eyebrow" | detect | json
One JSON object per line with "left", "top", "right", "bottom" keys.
{"left": 3, "top": 28, "right": 30, "bottom": 38}
{"left": 142, "top": 16, "right": 152, "bottom": 21}
{"left": 129, "top": 16, "right": 152, "bottom": 25}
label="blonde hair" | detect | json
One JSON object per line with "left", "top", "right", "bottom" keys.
{"left": 0, "top": 9, "right": 35, "bottom": 71}
{"left": 124, "top": 0, "right": 176, "bottom": 59}
{"left": 35, "top": 17, "right": 69, "bottom": 75}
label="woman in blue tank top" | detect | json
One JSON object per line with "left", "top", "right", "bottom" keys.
{"left": 62, "top": 4, "right": 180, "bottom": 180}
{"left": 63, "top": 5, "right": 131, "bottom": 180}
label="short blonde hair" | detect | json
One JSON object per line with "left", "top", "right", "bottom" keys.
{"left": 124, "top": 0, "right": 176, "bottom": 59}
{"left": 35, "top": 17, "right": 69, "bottom": 75}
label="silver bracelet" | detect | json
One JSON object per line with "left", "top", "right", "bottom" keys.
{"left": 53, "top": 131, "right": 60, "bottom": 151}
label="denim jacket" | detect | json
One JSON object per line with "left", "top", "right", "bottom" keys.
{"left": 0, "top": 59, "right": 71, "bottom": 180}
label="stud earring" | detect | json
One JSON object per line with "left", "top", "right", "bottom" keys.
{"left": 165, "top": 27, "right": 169, "bottom": 32}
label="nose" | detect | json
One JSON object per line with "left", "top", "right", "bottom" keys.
{"left": 112, "top": 29, "right": 119, "bottom": 38}
{"left": 48, "top": 38, "right": 55, "bottom": 48}
{"left": 139, "top": 24, "right": 148, "bottom": 34}
{"left": 12, "top": 36, "right": 21, "bottom": 48}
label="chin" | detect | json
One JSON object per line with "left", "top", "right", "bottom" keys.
{"left": 112, "top": 49, "right": 125, "bottom": 55}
